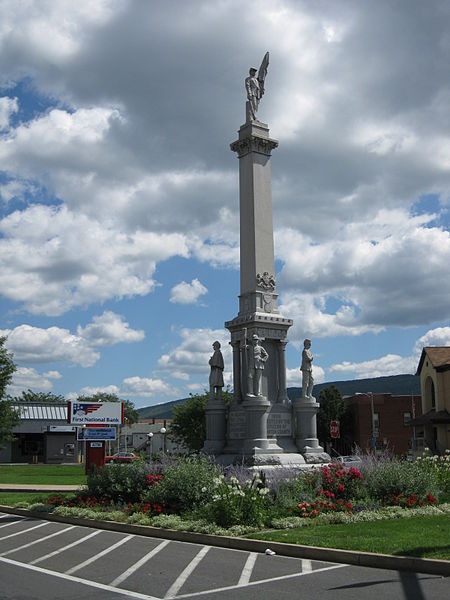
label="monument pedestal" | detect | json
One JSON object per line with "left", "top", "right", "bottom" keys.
{"left": 203, "top": 397, "right": 227, "bottom": 454}
{"left": 293, "top": 397, "right": 330, "bottom": 463}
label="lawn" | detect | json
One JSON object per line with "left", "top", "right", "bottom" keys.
{"left": 0, "top": 492, "right": 74, "bottom": 505}
{"left": 248, "top": 514, "right": 450, "bottom": 560}
{"left": 0, "top": 464, "right": 86, "bottom": 485}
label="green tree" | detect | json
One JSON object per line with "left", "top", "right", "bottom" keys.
{"left": 12, "top": 390, "right": 66, "bottom": 403}
{"left": 317, "top": 385, "right": 353, "bottom": 453}
{"left": 170, "top": 390, "right": 233, "bottom": 453}
{"left": 0, "top": 336, "right": 20, "bottom": 444}
{"left": 76, "top": 392, "right": 139, "bottom": 425}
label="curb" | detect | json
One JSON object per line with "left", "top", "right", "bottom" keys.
{"left": 0, "top": 485, "right": 82, "bottom": 492}
{"left": 1, "top": 505, "right": 449, "bottom": 576}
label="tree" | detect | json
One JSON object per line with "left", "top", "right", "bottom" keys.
{"left": 170, "top": 390, "right": 233, "bottom": 453}
{"left": 76, "top": 392, "right": 139, "bottom": 425}
{"left": 0, "top": 336, "right": 20, "bottom": 445}
{"left": 12, "top": 390, "right": 66, "bottom": 403}
{"left": 317, "top": 385, "right": 354, "bottom": 454}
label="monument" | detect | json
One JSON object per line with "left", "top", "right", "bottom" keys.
{"left": 204, "top": 53, "right": 329, "bottom": 465}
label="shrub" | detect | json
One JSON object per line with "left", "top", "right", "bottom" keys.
{"left": 143, "top": 455, "right": 221, "bottom": 513}
{"left": 271, "top": 469, "right": 320, "bottom": 512}
{"left": 86, "top": 463, "right": 152, "bottom": 504}
{"left": 199, "top": 473, "right": 270, "bottom": 527}
{"left": 362, "top": 457, "right": 439, "bottom": 502}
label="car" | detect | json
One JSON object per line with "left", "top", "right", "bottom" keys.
{"left": 105, "top": 451, "right": 137, "bottom": 464}
{"left": 335, "top": 455, "right": 363, "bottom": 470}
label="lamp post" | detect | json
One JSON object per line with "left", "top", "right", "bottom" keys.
{"left": 147, "top": 432, "right": 153, "bottom": 459}
{"left": 160, "top": 427, "right": 167, "bottom": 454}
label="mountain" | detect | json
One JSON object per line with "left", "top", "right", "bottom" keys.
{"left": 137, "top": 374, "right": 420, "bottom": 419}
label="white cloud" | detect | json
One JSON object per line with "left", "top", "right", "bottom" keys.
{"left": 43, "top": 370, "right": 62, "bottom": 379}
{"left": 121, "top": 377, "right": 174, "bottom": 398}
{"left": 6, "top": 366, "right": 55, "bottom": 396}
{"left": 0, "top": 96, "right": 17, "bottom": 130}
{"left": 157, "top": 328, "right": 231, "bottom": 381}
{"left": 329, "top": 354, "right": 416, "bottom": 379}
{"left": 0, "top": 205, "right": 189, "bottom": 315}
{"left": 286, "top": 365, "right": 326, "bottom": 388}
{"left": 77, "top": 311, "right": 145, "bottom": 346}
{"left": 1, "top": 324, "right": 100, "bottom": 367}
{"left": 76, "top": 385, "right": 121, "bottom": 397}
{"left": 329, "top": 326, "right": 450, "bottom": 379}
{"left": 1, "top": 312, "right": 145, "bottom": 367}
{"left": 170, "top": 278, "right": 208, "bottom": 305}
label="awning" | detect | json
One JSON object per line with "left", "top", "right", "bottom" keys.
{"left": 409, "top": 410, "right": 450, "bottom": 426}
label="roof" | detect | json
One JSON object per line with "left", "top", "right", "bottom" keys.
{"left": 12, "top": 402, "right": 68, "bottom": 421}
{"left": 416, "top": 347, "right": 450, "bottom": 376}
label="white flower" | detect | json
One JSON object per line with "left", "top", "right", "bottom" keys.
{"left": 201, "top": 487, "right": 207, "bottom": 493}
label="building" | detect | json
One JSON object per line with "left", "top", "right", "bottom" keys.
{"left": 343, "top": 393, "right": 422, "bottom": 456}
{"left": 414, "top": 347, "right": 450, "bottom": 454}
{"left": 0, "top": 402, "right": 78, "bottom": 464}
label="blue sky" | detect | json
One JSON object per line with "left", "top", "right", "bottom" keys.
{"left": 1, "top": 0, "right": 450, "bottom": 408}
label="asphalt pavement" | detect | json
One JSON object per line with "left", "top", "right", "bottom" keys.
{"left": 0, "top": 511, "right": 448, "bottom": 600}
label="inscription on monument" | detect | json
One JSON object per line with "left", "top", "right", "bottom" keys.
{"left": 228, "top": 411, "right": 246, "bottom": 439}
{"left": 267, "top": 412, "right": 292, "bottom": 436}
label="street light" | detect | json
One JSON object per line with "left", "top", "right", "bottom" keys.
{"left": 160, "top": 427, "right": 167, "bottom": 453}
{"left": 147, "top": 432, "right": 153, "bottom": 459}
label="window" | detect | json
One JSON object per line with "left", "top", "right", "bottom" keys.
{"left": 403, "top": 412, "right": 412, "bottom": 426}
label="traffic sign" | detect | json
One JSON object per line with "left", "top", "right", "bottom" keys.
{"left": 330, "top": 420, "right": 340, "bottom": 439}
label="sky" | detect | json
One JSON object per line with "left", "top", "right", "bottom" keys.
{"left": 1, "top": 0, "right": 450, "bottom": 408}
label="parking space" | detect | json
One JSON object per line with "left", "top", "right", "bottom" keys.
{"left": 0, "top": 512, "right": 342, "bottom": 599}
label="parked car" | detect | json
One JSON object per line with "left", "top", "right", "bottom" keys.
{"left": 335, "top": 455, "right": 363, "bottom": 470}
{"left": 105, "top": 451, "right": 137, "bottom": 464}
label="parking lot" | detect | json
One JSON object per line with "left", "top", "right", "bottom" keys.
{"left": 0, "top": 512, "right": 447, "bottom": 600}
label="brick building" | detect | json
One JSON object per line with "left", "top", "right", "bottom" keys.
{"left": 344, "top": 393, "right": 422, "bottom": 456}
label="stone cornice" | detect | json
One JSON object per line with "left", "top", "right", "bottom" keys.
{"left": 230, "top": 135, "right": 278, "bottom": 158}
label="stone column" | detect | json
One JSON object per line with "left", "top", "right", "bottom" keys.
{"left": 277, "top": 339, "right": 288, "bottom": 404}
{"left": 243, "top": 395, "right": 270, "bottom": 453}
{"left": 293, "top": 397, "right": 329, "bottom": 462}
{"left": 230, "top": 340, "right": 242, "bottom": 404}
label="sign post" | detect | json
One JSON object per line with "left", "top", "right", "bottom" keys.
{"left": 68, "top": 402, "right": 124, "bottom": 473}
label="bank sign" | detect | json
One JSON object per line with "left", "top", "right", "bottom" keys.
{"left": 77, "top": 427, "right": 117, "bottom": 441}
{"left": 68, "top": 401, "right": 124, "bottom": 425}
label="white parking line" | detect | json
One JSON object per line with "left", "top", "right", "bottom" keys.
{"left": 164, "top": 545, "right": 210, "bottom": 599}
{"left": 175, "top": 563, "right": 348, "bottom": 599}
{"left": 65, "top": 533, "right": 134, "bottom": 575}
{"left": 0, "top": 556, "right": 161, "bottom": 600}
{"left": 30, "top": 529, "right": 102, "bottom": 565}
{"left": 0, "top": 525, "right": 76, "bottom": 557}
{"left": 110, "top": 539, "right": 170, "bottom": 587}
{"left": 302, "top": 559, "right": 313, "bottom": 573}
{"left": 237, "top": 552, "right": 257, "bottom": 586}
{"left": 0, "top": 517, "right": 29, "bottom": 529}
{"left": 0, "top": 521, "right": 49, "bottom": 541}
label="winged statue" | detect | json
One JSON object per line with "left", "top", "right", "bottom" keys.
{"left": 245, "top": 51, "right": 270, "bottom": 122}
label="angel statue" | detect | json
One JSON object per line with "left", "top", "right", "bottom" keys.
{"left": 245, "top": 52, "right": 269, "bottom": 122}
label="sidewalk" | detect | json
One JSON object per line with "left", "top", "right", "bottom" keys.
{"left": 0, "top": 484, "right": 84, "bottom": 492}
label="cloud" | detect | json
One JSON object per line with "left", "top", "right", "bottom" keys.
{"left": 0, "top": 204, "right": 189, "bottom": 315}
{"left": 121, "top": 377, "right": 174, "bottom": 398}
{"left": 329, "top": 326, "right": 450, "bottom": 379}
{"left": 170, "top": 278, "right": 208, "bottom": 305}
{"left": 286, "top": 365, "right": 325, "bottom": 388}
{"left": 1, "top": 324, "right": 100, "bottom": 367}
{"left": 1, "top": 311, "right": 145, "bottom": 367}
{"left": 6, "top": 367, "right": 55, "bottom": 396}
{"left": 76, "top": 384, "right": 121, "bottom": 397}
{"left": 77, "top": 311, "right": 145, "bottom": 346}
{"left": 0, "top": 96, "right": 18, "bottom": 130}
{"left": 157, "top": 328, "right": 231, "bottom": 382}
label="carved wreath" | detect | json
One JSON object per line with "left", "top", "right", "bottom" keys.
{"left": 256, "top": 272, "right": 276, "bottom": 291}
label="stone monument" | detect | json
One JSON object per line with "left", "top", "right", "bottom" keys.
{"left": 203, "top": 53, "right": 329, "bottom": 464}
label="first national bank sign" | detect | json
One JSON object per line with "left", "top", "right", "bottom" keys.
{"left": 68, "top": 401, "right": 124, "bottom": 425}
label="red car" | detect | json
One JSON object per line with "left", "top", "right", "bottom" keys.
{"left": 105, "top": 452, "right": 137, "bottom": 464}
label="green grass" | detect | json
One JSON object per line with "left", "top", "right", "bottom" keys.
{"left": 248, "top": 515, "right": 450, "bottom": 560}
{"left": 0, "top": 492, "right": 74, "bottom": 506}
{"left": 0, "top": 465, "right": 86, "bottom": 485}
